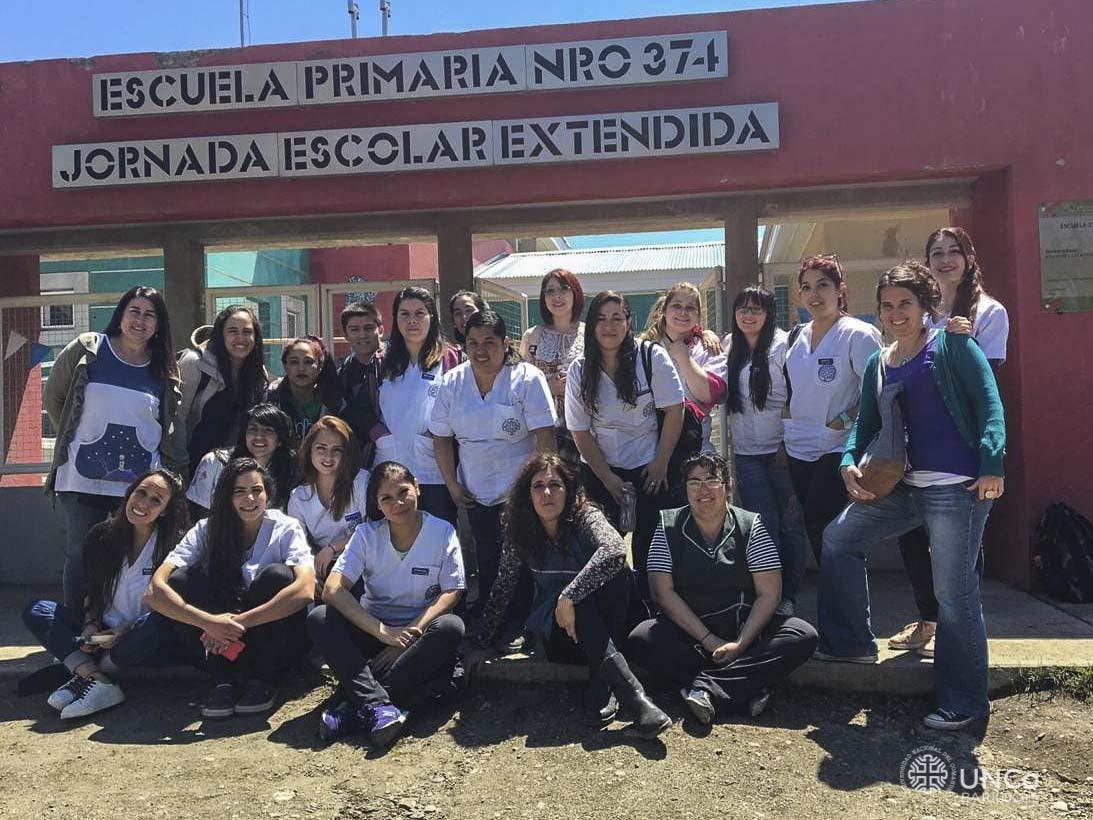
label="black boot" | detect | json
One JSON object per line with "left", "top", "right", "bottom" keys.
{"left": 582, "top": 679, "right": 618, "bottom": 727}
{"left": 597, "top": 648, "right": 671, "bottom": 738}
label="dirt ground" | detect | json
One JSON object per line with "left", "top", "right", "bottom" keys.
{"left": 1, "top": 671, "right": 1090, "bottom": 820}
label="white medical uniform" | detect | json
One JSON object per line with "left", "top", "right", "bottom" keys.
{"left": 333, "top": 512, "right": 465, "bottom": 627}
{"left": 783, "top": 316, "right": 881, "bottom": 462}
{"left": 101, "top": 532, "right": 158, "bottom": 629}
{"left": 924, "top": 294, "right": 1009, "bottom": 363}
{"left": 186, "top": 450, "right": 227, "bottom": 510}
{"left": 375, "top": 362, "right": 446, "bottom": 485}
{"left": 565, "top": 343, "right": 685, "bottom": 470}
{"left": 287, "top": 469, "right": 371, "bottom": 548}
{"left": 724, "top": 329, "right": 790, "bottom": 457}
{"left": 429, "top": 361, "right": 556, "bottom": 507}
{"left": 165, "top": 509, "right": 313, "bottom": 588}
{"left": 670, "top": 339, "right": 728, "bottom": 452}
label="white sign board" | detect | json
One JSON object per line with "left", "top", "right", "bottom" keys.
{"left": 52, "top": 103, "right": 778, "bottom": 188}
{"left": 91, "top": 32, "right": 729, "bottom": 117}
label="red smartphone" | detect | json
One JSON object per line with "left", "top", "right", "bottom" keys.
{"left": 200, "top": 632, "right": 245, "bottom": 662}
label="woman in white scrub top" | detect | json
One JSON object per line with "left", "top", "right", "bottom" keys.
{"left": 565, "top": 291, "right": 685, "bottom": 595}
{"left": 22, "top": 469, "right": 191, "bottom": 719}
{"left": 783, "top": 255, "right": 881, "bottom": 562}
{"left": 373, "top": 287, "right": 462, "bottom": 525}
{"left": 431, "top": 310, "right": 557, "bottom": 617}
{"left": 889, "top": 227, "right": 1011, "bottom": 658}
{"left": 288, "top": 416, "right": 371, "bottom": 599}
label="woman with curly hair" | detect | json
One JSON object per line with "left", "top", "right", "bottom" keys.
{"left": 466, "top": 453, "right": 670, "bottom": 737}
{"left": 147, "top": 458, "right": 315, "bottom": 720}
{"left": 23, "top": 469, "right": 191, "bottom": 719}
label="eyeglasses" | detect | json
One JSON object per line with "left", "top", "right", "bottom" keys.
{"left": 544, "top": 286, "right": 572, "bottom": 297}
{"left": 685, "top": 477, "right": 724, "bottom": 491}
{"left": 735, "top": 306, "right": 766, "bottom": 316}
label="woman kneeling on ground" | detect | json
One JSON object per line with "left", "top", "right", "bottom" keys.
{"left": 23, "top": 469, "right": 191, "bottom": 718}
{"left": 628, "top": 452, "right": 818, "bottom": 726}
{"left": 146, "top": 457, "right": 315, "bottom": 719}
{"left": 307, "top": 461, "right": 466, "bottom": 751}
{"left": 466, "top": 453, "right": 671, "bottom": 738}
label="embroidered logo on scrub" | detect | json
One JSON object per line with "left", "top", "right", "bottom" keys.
{"left": 817, "top": 358, "right": 837, "bottom": 383}
{"left": 424, "top": 584, "right": 442, "bottom": 602}
{"left": 501, "top": 418, "right": 522, "bottom": 436}
{"left": 643, "top": 401, "right": 655, "bottom": 417}
{"left": 427, "top": 384, "right": 440, "bottom": 397}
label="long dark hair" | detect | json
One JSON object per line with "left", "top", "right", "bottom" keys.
{"left": 229, "top": 403, "right": 295, "bottom": 509}
{"left": 296, "top": 416, "right": 362, "bottom": 521}
{"left": 83, "top": 469, "right": 189, "bottom": 619}
{"left": 384, "top": 287, "right": 448, "bottom": 381}
{"left": 798, "top": 254, "right": 850, "bottom": 314}
{"left": 365, "top": 461, "right": 418, "bottom": 522}
{"left": 580, "top": 291, "right": 639, "bottom": 417}
{"left": 726, "top": 286, "right": 778, "bottom": 414}
{"left": 464, "top": 310, "right": 520, "bottom": 365}
{"left": 208, "top": 305, "right": 267, "bottom": 410}
{"left": 925, "top": 227, "right": 988, "bottom": 322}
{"left": 103, "top": 286, "right": 179, "bottom": 384}
{"left": 448, "top": 289, "right": 489, "bottom": 345}
{"left": 206, "top": 457, "right": 275, "bottom": 608}
{"left": 277, "top": 336, "right": 342, "bottom": 411}
{"left": 502, "top": 453, "right": 587, "bottom": 569}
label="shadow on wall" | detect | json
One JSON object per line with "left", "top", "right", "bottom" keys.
{"left": 0, "top": 487, "right": 66, "bottom": 585}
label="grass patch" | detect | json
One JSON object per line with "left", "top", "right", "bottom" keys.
{"left": 1011, "top": 667, "right": 1093, "bottom": 701}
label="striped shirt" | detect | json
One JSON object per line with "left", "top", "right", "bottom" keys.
{"left": 646, "top": 514, "right": 781, "bottom": 575}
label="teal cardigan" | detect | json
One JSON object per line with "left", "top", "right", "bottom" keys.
{"left": 842, "top": 331, "right": 1006, "bottom": 477}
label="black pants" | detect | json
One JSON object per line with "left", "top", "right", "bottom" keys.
{"left": 581, "top": 464, "right": 668, "bottom": 599}
{"left": 463, "top": 502, "right": 532, "bottom": 624}
{"left": 543, "top": 570, "right": 633, "bottom": 672}
{"left": 307, "top": 606, "right": 464, "bottom": 710}
{"left": 627, "top": 615, "right": 818, "bottom": 710}
{"left": 418, "top": 483, "right": 458, "bottom": 527}
{"left": 899, "top": 525, "right": 986, "bottom": 623}
{"left": 166, "top": 564, "right": 310, "bottom": 684}
{"left": 787, "top": 453, "right": 849, "bottom": 563}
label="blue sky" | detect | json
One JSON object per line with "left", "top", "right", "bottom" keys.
{"left": 3, "top": 0, "right": 864, "bottom": 61}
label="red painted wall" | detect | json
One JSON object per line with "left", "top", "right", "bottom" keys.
{"left": 0, "top": 257, "right": 44, "bottom": 488}
{"left": 1, "top": 0, "right": 1092, "bottom": 586}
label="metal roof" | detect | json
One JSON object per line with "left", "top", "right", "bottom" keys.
{"left": 475, "top": 241, "right": 724, "bottom": 280}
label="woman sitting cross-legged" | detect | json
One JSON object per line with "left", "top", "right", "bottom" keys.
{"left": 465, "top": 453, "right": 671, "bottom": 737}
{"left": 23, "top": 469, "right": 191, "bottom": 719}
{"left": 307, "top": 461, "right": 466, "bottom": 751}
{"left": 628, "top": 452, "right": 818, "bottom": 726}
{"left": 146, "top": 457, "right": 315, "bottom": 719}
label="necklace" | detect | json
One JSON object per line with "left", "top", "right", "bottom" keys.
{"left": 892, "top": 329, "right": 927, "bottom": 367}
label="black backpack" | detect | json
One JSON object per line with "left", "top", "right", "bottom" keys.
{"left": 1035, "top": 503, "right": 1093, "bottom": 603}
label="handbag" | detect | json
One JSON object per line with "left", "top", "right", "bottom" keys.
{"left": 855, "top": 361, "right": 907, "bottom": 503}
{"left": 640, "top": 341, "right": 704, "bottom": 486}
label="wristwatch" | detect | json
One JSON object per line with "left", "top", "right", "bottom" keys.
{"left": 838, "top": 412, "right": 852, "bottom": 430}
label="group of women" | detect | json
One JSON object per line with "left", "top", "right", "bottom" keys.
{"left": 21, "top": 224, "right": 1007, "bottom": 742}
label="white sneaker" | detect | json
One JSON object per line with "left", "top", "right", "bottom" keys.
{"left": 47, "top": 676, "right": 85, "bottom": 711}
{"left": 59, "top": 678, "right": 125, "bottom": 719}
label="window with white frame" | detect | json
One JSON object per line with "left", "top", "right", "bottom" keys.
{"left": 40, "top": 290, "right": 75, "bottom": 329}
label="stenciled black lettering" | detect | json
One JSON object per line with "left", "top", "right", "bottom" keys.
{"left": 335, "top": 134, "right": 363, "bottom": 167}
{"left": 118, "top": 145, "right": 140, "bottom": 179}
{"left": 408, "top": 59, "right": 440, "bottom": 93}
{"left": 59, "top": 148, "right": 82, "bottom": 182}
{"left": 572, "top": 47, "right": 594, "bottom": 81}
{"left": 212, "top": 140, "right": 238, "bottom": 174}
{"left": 370, "top": 61, "right": 405, "bottom": 95}
{"left": 179, "top": 72, "right": 206, "bottom": 106}
{"left": 532, "top": 48, "right": 565, "bottom": 84}
{"left": 425, "top": 130, "right": 458, "bottom": 163}
{"left": 368, "top": 132, "right": 399, "bottom": 165}
{"left": 462, "top": 126, "right": 487, "bottom": 161}
{"left": 500, "top": 124, "right": 524, "bottom": 160}
{"left": 86, "top": 147, "right": 116, "bottom": 181}
{"left": 175, "top": 145, "right": 205, "bottom": 175}
{"left": 565, "top": 119, "right": 589, "bottom": 154}
{"left": 598, "top": 45, "right": 630, "bottom": 80}
{"left": 240, "top": 141, "right": 270, "bottom": 172}
{"left": 124, "top": 77, "right": 145, "bottom": 110}
{"left": 142, "top": 144, "right": 171, "bottom": 177}
{"left": 485, "top": 54, "right": 517, "bottom": 87}
{"left": 258, "top": 68, "right": 290, "bottom": 102}
{"left": 736, "top": 111, "right": 771, "bottom": 145}
{"left": 99, "top": 78, "right": 123, "bottom": 113}
{"left": 528, "top": 122, "right": 562, "bottom": 158}
{"left": 304, "top": 64, "right": 328, "bottom": 99}
{"left": 619, "top": 116, "right": 650, "bottom": 150}
{"left": 446, "top": 54, "right": 469, "bottom": 89}
{"left": 711, "top": 112, "right": 735, "bottom": 145}
{"left": 310, "top": 136, "right": 331, "bottom": 169}
{"left": 334, "top": 63, "right": 356, "bottom": 98}
{"left": 660, "top": 115, "right": 685, "bottom": 150}
{"left": 149, "top": 75, "right": 176, "bottom": 108}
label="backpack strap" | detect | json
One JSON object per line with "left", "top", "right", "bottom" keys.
{"left": 782, "top": 323, "right": 805, "bottom": 404}
{"left": 640, "top": 340, "right": 655, "bottom": 403}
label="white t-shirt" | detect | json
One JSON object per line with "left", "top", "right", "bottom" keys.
{"left": 101, "top": 532, "right": 158, "bottom": 629}
{"left": 375, "top": 361, "right": 446, "bottom": 485}
{"left": 165, "top": 509, "right": 313, "bottom": 588}
{"left": 564, "top": 343, "right": 685, "bottom": 470}
{"left": 429, "top": 361, "right": 556, "bottom": 506}
{"left": 783, "top": 316, "right": 882, "bottom": 462}
{"left": 924, "top": 294, "right": 1009, "bottom": 363}
{"left": 332, "top": 512, "right": 465, "bottom": 626}
{"left": 724, "top": 329, "right": 790, "bottom": 456}
{"left": 186, "top": 450, "right": 228, "bottom": 510}
{"left": 287, "top": 469, "right": 370, "bottom": 548}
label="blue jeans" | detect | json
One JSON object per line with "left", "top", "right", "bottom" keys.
{"left": 57, "top": 493, "right": 118, "bottom": 611}
{"left": 817, "top": 482, "right": 993, "bottom": 717}
{"left": 22, "top": 599, "right": 188, "bottom": 672}
{"left": 734, "top": 452, "right": 810, "bottom": 602}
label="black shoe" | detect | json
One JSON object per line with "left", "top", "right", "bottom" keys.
{"left": 597, "top": 648, "right": 671, "bottom": 738}
{"left": 201, "top": 683, "right": 236, "bottom": 719}
{"left": 583, "top": 680, "right": 618, "bottom": 727}
{"left": 234, "top": 679, "right": 277, "bottom": 715}
{"left": 16, "top": 663, "right": 71, "bottom": 697}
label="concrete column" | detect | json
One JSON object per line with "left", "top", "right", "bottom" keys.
{"left": 436, "top": 221, "right": 474, "bottom": 336}
{"left": 162, "top": 237, "right": 206, "bottom": 347}
{"left": 723, "top": 206, "right": 761, "bottom": 301}
{"left": 0, "top": 255, "right": 41, "bottom": 462}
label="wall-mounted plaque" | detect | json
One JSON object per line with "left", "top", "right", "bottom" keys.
{"left": 1040, "top": 201, "right": 1093, "bottom": 313}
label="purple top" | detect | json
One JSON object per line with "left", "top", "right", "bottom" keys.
{"left": 885, "top": 334, "right": 979, "bottom": 478}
